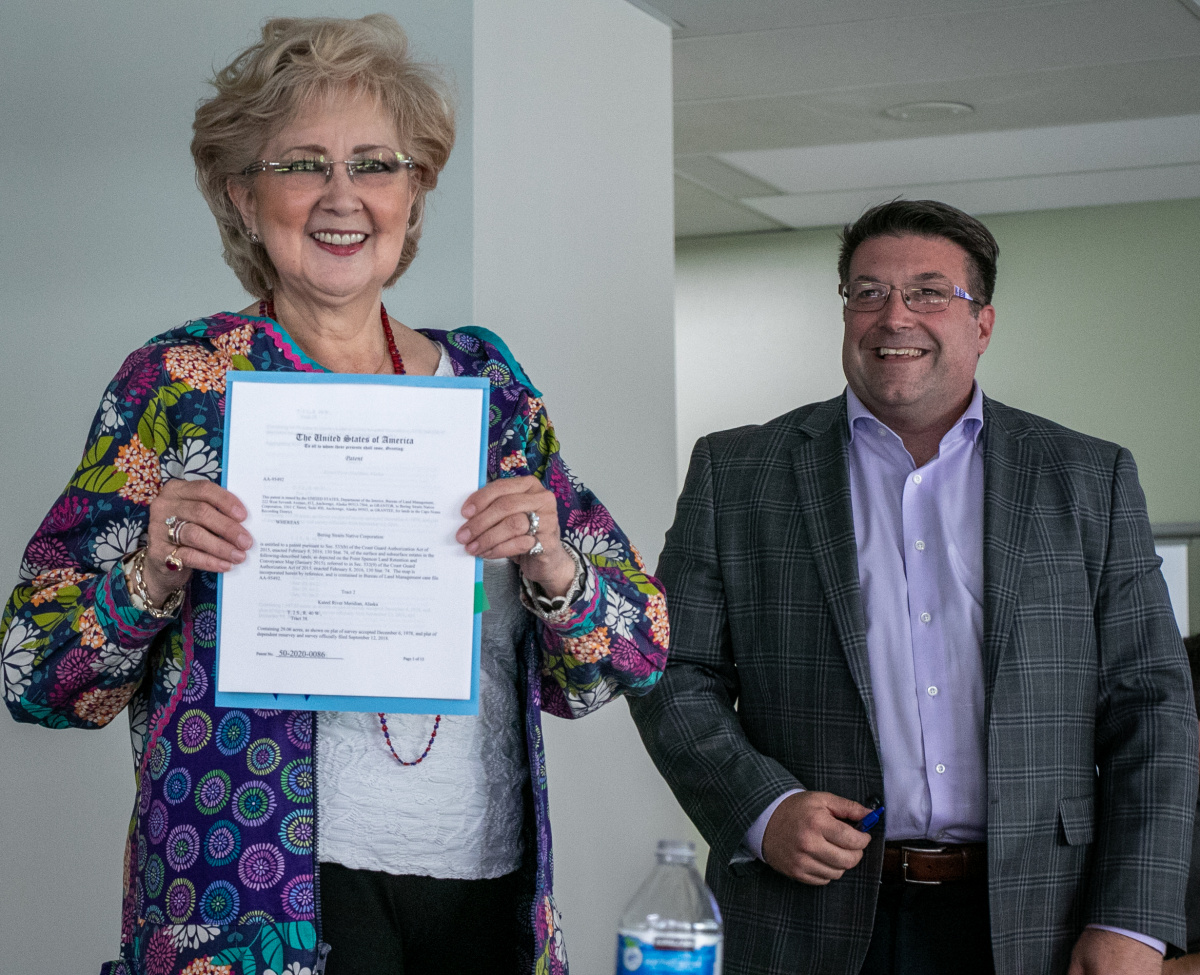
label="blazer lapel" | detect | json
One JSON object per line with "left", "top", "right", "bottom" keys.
{"left": 790, "top": 396, "right": 877, "bottom": 743}
{"left": 981, "top": 398, "right": 1042, "bottom": 697}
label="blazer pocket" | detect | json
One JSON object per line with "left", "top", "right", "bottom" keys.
{"left": 1020, "top": 566, "right": 1090, "bottom": 597}
{"left": 1058, "top": 794, "right": 1095, "bottom": 846}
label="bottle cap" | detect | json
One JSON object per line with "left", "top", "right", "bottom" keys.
{"left": 656, "top": 840, "right": 696, "bottom": 863}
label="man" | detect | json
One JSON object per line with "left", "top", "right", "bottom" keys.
{"left": 630, "top": 200, "right": 1198, "bottom": 974}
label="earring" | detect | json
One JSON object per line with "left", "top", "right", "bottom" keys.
{"left": 248, "top": 230, "right": 261, "bottom": 243}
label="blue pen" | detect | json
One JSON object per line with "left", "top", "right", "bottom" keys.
{"left": 857, "top": 804, "right": 885, "bottom": 832}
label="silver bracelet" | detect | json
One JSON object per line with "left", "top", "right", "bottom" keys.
{"left": 126, "top": 548, "right": 184, "bottom": 619}
{"left": 526, "top": 541, "right": 587, "bottom": 615}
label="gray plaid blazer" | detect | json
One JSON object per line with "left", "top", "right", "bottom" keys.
{"left": 630, "top": 393, "right": 1198, "bottom": 974}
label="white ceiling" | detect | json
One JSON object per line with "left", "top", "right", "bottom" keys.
{"left": 632, "top": 0, "right": 1200, "bottom": 236}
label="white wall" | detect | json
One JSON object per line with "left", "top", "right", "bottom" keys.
{"left": 474, "top": 3, "right": 695, "bottom": 973}
{"left": 0, "top": 2, "right": 680, "bottom": 973}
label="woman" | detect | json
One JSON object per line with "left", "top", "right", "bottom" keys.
{"left": 0, "top": 15, "right": 668, "bottom": 975}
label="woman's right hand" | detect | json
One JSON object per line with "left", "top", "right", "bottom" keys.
{"left": 141, "top": 480, "right": 253, "bottom": 606}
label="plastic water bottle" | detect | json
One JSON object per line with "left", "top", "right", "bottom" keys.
{"left": 616, "top": 840, "right": 723, "bottom": 974}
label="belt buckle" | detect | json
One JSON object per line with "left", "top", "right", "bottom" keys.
{"left": 901, "top": 844, "right": 947, "bottom": 885}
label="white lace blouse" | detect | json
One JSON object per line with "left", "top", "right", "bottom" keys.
{"left": 316, "top": 557, "right": 529, "bottom": 879}
{"left": 316, "top": 346, "right": 530, "bottom": 880}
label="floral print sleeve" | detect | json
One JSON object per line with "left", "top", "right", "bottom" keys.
{"left": 1, "top": 331, "right": 233, "bottom": 730}
{"left": 496, "top": 391, "right": 668, "bottom": 718}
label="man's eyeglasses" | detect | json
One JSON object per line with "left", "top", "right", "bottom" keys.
{"left": 241, "top": 150, "right": 416, "bottom": 188}
{"left": 840, "top": 280, "right": 981, "bottom": 314}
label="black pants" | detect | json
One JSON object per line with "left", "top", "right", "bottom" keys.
{"left": 320, "top": 861, "right": 528, "bottom": 975}
{"left": 859, "top": 879, "right": 995, "bottom": 975}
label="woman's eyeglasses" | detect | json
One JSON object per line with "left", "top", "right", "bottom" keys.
{"left": 241, "top": 150, "right": 416, "bottom": 188}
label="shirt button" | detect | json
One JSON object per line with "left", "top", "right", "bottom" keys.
{"left": 920, "top": 612, "right": 932, "bottom": 623}
{"left": 935, "top": 763, "right": 946, "bottom": 774}
{"left": 927, "top": 686, "right": 938, "bottom": 696}
{"left": 915, "top": 540, "right": 926, "bottom": 551}
{"left": 912, "top": 474, "right": 923, "bottom": 484}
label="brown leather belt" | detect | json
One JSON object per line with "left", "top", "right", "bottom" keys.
{"left": 881, "top": 842, "right": 987, "bottom": 885}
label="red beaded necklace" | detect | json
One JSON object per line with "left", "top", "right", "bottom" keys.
{"left": 379, "top": 712, "right": 442, "bottom": 766}
{"left": 260, "top": 299, "right": 407, "bottom": 376}
{"left": 259, "top": 296, "right": 442, "bottom": 766}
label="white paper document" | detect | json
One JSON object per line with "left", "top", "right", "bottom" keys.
{"left": 215, "top": 373, "right": 488, "bottom": 711}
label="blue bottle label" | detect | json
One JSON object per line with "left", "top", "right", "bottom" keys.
{"left": 615, "top": 933, "right": 719, "bottom": 974}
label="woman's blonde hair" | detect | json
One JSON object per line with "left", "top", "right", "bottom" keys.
{"left": 191, "top": 14, "right": 455, "bottom": 297}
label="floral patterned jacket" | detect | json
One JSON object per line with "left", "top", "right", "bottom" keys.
{"left": 1, "top": 312, "right": 669, "bottom": 975}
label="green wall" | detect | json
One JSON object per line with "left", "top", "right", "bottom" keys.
{"left": 978, "top": 200, "right": 1200, "bottom": 526}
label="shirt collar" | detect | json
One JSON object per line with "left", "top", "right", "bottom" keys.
{"left": 846, "top": 383, "right": 984, "bottom": 446}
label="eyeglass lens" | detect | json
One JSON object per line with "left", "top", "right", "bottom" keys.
{"left": 265, "top": 150, "right": 412, "bottom": 185}
{"left": 843, "top": 281, "right": 957, "bottom": 313}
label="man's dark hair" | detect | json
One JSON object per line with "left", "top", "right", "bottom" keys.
{"left": 838, "top": 199, "right": 1000, "bottom": 307}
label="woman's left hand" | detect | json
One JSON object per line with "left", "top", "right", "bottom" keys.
{"left": 457, "top": 476, "right": 576, "bottom": 598}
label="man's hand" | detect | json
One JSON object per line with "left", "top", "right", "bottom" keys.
{"left": 1068, "top": 928, "right": 1163, "bottom": 975}
{"left": 761, "top": 791, "right": 872, "bottom": 885}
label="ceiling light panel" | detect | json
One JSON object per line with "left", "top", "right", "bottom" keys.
{"left": 741, "top": 163, "right": 1200, "bottom": 228}
{"left": 883, "top": 101, "right": 975, "bottom": 120}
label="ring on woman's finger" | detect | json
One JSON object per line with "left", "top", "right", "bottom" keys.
{"left": 167, "top": 518, "right": 189, "bottom": 546}
{"left": 528, "top": 539, "right": 544, "bottom": 557}
{"left": 165, "top": 548, "right": 184, "bottom": 572}
{"left": 525, "top": 510, "right": 540, "bottom": 536}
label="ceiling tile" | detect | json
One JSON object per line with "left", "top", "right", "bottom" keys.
{"left": 674, "top": 155, "right": 783, "bottom": 196}
{"left": 674, "top": 56, "right": 1200, "bottom": 154}
{"left": 742, "top": 163, "right": 1200, "bottom": 228}
{"left": 637, "top": 0, "right": 1081, "bottom": 38}
{"left": 645, "top": 0, "right": 1200, "bottom": 230}
{"left": 673, "top": 0, "right": 1200, "bottom": 103}
{"left": 675, "top": 176, "right": 784, "bottom": 237}
{"left": 720, "top": 115, "right": 1200, "bottom": 194}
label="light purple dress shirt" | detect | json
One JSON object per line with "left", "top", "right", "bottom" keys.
{"left": 847, "top": 382, "right": 989, "bottom": 842}
{"left": 743, "top": 385, "right": 1162, "bottom": 955}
